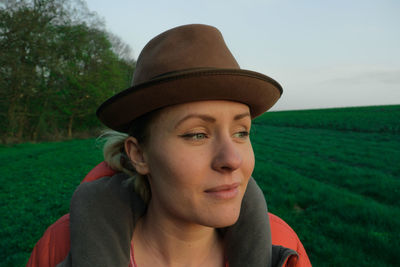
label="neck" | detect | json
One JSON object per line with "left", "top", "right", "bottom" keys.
{"left": 132, "top": 200, "right": 224, "bottom": 267}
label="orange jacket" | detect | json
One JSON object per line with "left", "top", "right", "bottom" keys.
{"left": 27, "top": 162, "right": 311, "bottom": 267}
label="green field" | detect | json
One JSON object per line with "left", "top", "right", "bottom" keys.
{"left": 1, "top": 105, "right": 399, "bottom": 266}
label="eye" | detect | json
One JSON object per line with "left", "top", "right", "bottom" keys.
{"left": 180, "top": 132, "right": 208, "bottom": 140}
{"left": 233, "top": 131, "right": 250, "bottom": 139}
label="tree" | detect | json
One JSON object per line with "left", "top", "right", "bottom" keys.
{"left": 0, "top": 0, "right": 135, "bottom": 142}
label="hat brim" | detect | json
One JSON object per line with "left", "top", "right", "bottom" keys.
{"left": 96, "top": 68, "right": 283, "bottom": 133}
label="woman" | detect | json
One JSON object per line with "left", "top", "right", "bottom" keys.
{"left": 28, "top": 24, "right": 311, "bottom": 267}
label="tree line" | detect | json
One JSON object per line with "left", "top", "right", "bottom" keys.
{"left": 0, "top": 0, "right": 135, "bottom": 143}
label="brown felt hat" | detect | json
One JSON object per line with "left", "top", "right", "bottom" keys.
{"left": 97, "top": 24, "right": 283, "bottom": 132}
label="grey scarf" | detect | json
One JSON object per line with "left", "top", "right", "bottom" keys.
{"left": 57, "top": 173, "right": 297, "bottom": 267}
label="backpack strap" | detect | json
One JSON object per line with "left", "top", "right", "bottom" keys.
{"left": 81, "top": 161, "right": 116, "bottom": 183}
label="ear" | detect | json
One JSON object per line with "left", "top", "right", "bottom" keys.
{"left": 124, "top": 136, "right": 149, "bottom": 175}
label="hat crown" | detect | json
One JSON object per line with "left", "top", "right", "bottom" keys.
{"left": 133, "top": 24, "right": 240, "bottom": 85}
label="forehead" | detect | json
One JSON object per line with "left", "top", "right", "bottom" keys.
{"left": 155, "top": 100, "right": 250, "bottom": 123}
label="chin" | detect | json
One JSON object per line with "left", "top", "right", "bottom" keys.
{"left": 202, "top": 206, "right": 242, "bottom": 228}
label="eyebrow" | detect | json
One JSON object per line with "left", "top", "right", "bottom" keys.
{"left": 233, "top": 112, "right": 251, "bottom": 121}
{"left": 174, "top": 112, "right": 250, "bottom": 129}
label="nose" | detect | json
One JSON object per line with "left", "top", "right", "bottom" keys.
{"left": 211, "top": 137, "right": 242, "bottom": 173}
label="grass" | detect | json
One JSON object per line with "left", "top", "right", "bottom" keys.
{"left": 0, "top": 139, "right": 103, "bottom": 266}
{"left": 251, "top": 125, "right": 400, "bottom": 266}
{"left": 1, "top": 105, "right": 399, "bottom": 266}
{"left": 256, "top": 105, "right": 400, "bottom": 134}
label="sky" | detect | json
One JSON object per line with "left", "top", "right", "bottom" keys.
{"left": 85, "top": 0, "right": 400, "bottom": 111}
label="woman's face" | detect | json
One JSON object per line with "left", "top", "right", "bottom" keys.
{"left": 129, "top": 100, "right": 255, "bottom": 228}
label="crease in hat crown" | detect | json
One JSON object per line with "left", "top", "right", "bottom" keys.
{"left": 97, "top": 24, "right": 283, "bottom": 133}
{"left": 132, "top": 24, "right": 240, "bottom": 86}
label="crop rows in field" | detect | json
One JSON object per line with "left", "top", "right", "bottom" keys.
{"left": 251, "top": 124, "right": 400, "bottom": 208}
{"left": 250, "top": 114, "right": 400, "bottom": 266}
{"left": 255, "top": 105, "right": 400, "bottom": 134}
{"left": 253, "top": 156, "right": 400, "bottom": 266}
{"left": 0, "top": 139, "right": 104, "bottom": 266}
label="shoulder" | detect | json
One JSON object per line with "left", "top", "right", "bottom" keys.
{"left": 27, "top": 173, "right": 135, "bottom": 267}
{"left": 71, "top": 172, "right": 131, "bottom": 209}
{"left": 26, "top": 214, "right": 71, "bottom": 267}
{"left": 268, "top": 213, "right": 312, "bottom": 267}
{"left": 269, "top": 213, "right": 299, "bottom": 247}
{"left": 80, "top": 161, "right": 116, "bottom": 183}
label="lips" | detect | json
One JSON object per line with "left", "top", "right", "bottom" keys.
{"left": 204, "top": 182, "right": 240, "bottom": 199}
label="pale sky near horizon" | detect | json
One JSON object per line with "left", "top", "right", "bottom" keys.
{"left": 85, "top": 0, "right": 399, "bottom": 111}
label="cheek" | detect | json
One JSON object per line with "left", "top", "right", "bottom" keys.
{"left": 146, "top": 142, "right": 206, "bottom": 193}
{"left": 241, "top": 142, "right": 255, "bottom": 182}
{"left": 145, "top": 142, "right": 209, "bottom": 220}
{"left": 248, "top": 144, "right": 255, "bottom": 174}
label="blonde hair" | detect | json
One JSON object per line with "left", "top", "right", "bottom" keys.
{"left": 98, "top": 129, "right": 151, "bottom": 204}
